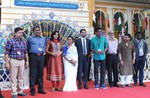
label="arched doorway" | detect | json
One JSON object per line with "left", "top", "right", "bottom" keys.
{"left": 113, "top": 11, "right": 124, "bottom": 40}
{"left": 94, "top": 10, "right": 106, "bottom": 31}
{"left": 133, "top": 13, "right": 145, "bottom": 38}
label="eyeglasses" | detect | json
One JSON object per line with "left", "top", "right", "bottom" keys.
{"left": 97, "top": 31, "right": 102, "bottom": 32}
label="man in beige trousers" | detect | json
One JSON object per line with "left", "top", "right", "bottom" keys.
{"left": 5, "top": 27, "right": 29, "bottom": 98}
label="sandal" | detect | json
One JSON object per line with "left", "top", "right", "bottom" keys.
{"left": 55, "top": 87, "right": 62, "bottom": 91}
{"left": 51, "top": 87, "right": 55, "bottom": 92}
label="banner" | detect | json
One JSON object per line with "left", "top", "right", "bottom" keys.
{"left": 14, "top": 0, "right": 79, "bottom": 9}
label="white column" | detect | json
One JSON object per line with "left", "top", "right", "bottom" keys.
{"left": 145, "top": 16, "right": 150, "bottom": 52}
{"left": 126, "top": 9, "right": 132, "bottom": 35}
{"left": 107, "top": 8, "right": 113, "bottom": 31}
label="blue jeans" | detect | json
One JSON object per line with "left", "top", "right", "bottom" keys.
{"left": 133, "top": 56, "right": 146, "bottom": 84}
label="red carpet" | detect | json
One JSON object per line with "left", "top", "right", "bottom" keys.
{"left": 2, "top": 68, "right": 150, "bottom": 98}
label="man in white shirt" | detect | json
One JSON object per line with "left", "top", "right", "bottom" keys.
{"left": 106, "top": 30, "right": 119, "bottom": 87}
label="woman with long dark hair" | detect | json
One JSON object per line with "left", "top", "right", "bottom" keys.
{"left": 46, "top": 31, "right": 63, "bottom": 92}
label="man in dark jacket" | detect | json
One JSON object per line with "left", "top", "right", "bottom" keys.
{"left": 132, "top": 32, "right": 148, "bottom": 87}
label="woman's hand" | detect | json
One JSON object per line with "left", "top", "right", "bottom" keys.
{"left": 53, "top": 52, "right": 62, "bottom": 56}
{"left": 70, "top": 60, "right": 77, "bottom": 65}
{"left": 51, "top": 53, "right": 57, "bottom": 56}
{"left": 120, "top": 60, "right": 123, "bottom": 66}
{"left": 57, "top": 52, "right": 62, "bottom": 56}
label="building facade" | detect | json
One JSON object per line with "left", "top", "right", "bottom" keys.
{"left": 0, "top": 0, "right": 150, "bottom": 90}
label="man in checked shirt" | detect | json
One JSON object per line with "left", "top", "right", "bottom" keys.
{"left": 5, "top": 27, "right": 29, "bottom": 98}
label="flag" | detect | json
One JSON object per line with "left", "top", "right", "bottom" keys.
{"left": 107, "top": 14, "right": 110, "bottom": 28}
{"left": 118, "top": 14, "right": 122, "bottom": 33}
{"left": 145, "top": 17, "right": 148, "bottom": 29}
{"left": 119, "top": 26, "right": 125, "bottom": 43}
{"left": 92, "top": 8, "right": 96, "bottom": 28}
{"left": 114, "top": 15, "right": 117, "bottom": 31}
{"left": 119, "top": 32, "right": 125, "bottom": 43}
{"left": 93, "top": 11, "right": 96, "bottom": 23}
{"left": 133, "top": 17, "right": 136, "bottom": 33}
{"left": 124, "top": 13, "right": 128, "bottom": 33}
{"left": 138, "top": 16, "right": 141, "bottom": 32}
{"left": 114, "top": 15, "right": 116, "bottom": 24}
{"left": 99, "top": 16, "right": 104, "bottom": 28}
{"left": 134, "top": 25, "right": 136, "bottom": 33}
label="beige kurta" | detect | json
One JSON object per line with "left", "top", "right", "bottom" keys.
{"left": 118, "top": 41, "right": 135, "bottom": 75}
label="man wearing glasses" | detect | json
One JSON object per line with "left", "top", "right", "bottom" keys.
{"left": 106, "top": 30, "right": 119, "bottom": 87}
{"left": 91, "top": 27, "right": 108, "bottom": 89}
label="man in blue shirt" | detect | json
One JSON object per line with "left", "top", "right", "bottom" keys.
{"left": 27, "top": 26, "right": 46, "bottom": 96}
{"left": 91, "top": 27, "right": 108, "bottom": 89}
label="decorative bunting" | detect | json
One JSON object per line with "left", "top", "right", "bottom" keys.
{"left": 49, "top": 12, "right": 55, "bottom": 19}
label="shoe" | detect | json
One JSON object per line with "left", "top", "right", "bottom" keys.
{"left": 125, "top": 84, "right": 132, "bottom": 88}
{"left": 139, "top": 83, "right": 146, "bottom": 87}
{"left": 18, "top": 92, "right": 28, "bottom": 96}
{"left": 109, "top": 84, "right": 113, "bottom": 88}
{"left": 30, "top": 91, "right": 36, "bottom": 96}
{"left": 78, "top": 85, "right": 82, "bottom": 89}
{"left": 51, "top": 87, "right": 55, "bottom": 92}
{"left": 134, "top": 83, "right": 138, "bottom": 86}
{"left": 84, "top": 85, "right": 89, "bottom": 89}
{"left": 12, "top": 95, "right": 17, "bottom": 98}
{"left": 121, "top": 85, "right": 125, "bottom": 88}
{"left": 88, "top": 79, "right": 92, "bottom": 81}
{"left": 38, "top": 90, "right": 46, "bottom": 94}
{"left": 0, "top": 93, "right": 4, "bottom": 98}
{"left": 114, "top": 84, "right": 119, "bottom": 87}
{"left": 55, "top": 87, "right": 62, "bottom": 91}
{"left": 95, "top": 84, "right": 99, "bottom": 90}
{"left": 101, "top": 84, "right": 108, "bottom": 89}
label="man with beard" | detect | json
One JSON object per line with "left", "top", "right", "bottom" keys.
{"left": 118, "top": 33, "right": 135, "bottom": 88}
{"left": 75, "top": 29, "right": 91, "bottom": 89}
{"left": 133, "top": 32, "right": 148, "bottom": 87}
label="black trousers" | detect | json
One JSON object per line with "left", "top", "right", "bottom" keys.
{"left": 94, "top": 59, "right": 106, "bottom": 85}
{"left": 88, "top": 57, "right": 92, "bottom": 79}
{"left": 133, "top": 56, "right": 146, "bottom": 84}
{"left": 29, "top": 54, "right": 45, "bottom": 92}
{"left": 77, "top": 55, "right": 89, "bottom": 85}
{"left": 106, "top": 54, "right": 118, "bottom": 85}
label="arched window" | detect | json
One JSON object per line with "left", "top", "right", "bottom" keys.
{"left": 133, "top": 13, "right": 142, "bottom": 33}
{"left": 95, "top": 10, "right": 105, "bottom": 31}
{"left": 114, "top": 12, "right": 124, "bottom": 33}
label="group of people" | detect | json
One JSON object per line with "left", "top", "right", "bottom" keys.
{"left": 4, "top": 26, "right": 148, "bottom": 98}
